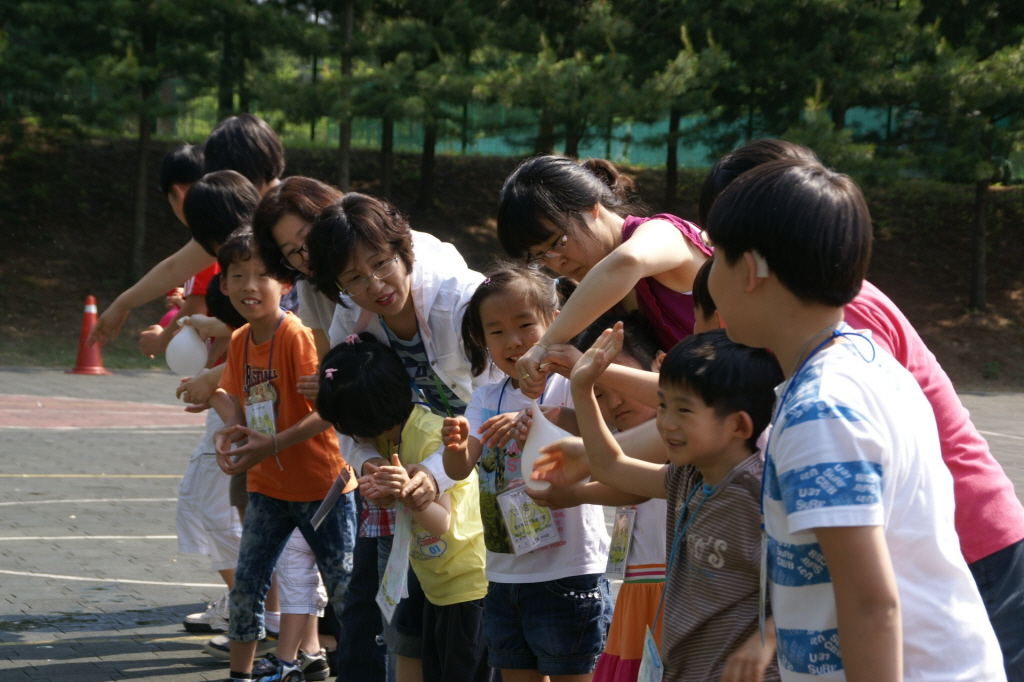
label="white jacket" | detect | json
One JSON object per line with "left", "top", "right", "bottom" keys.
{"left": 327, "top": 230, "right": 496, "bottom": 489}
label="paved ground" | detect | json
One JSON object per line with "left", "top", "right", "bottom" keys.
{"left": 1, "top": 368, "right": 1022, "bottom": 682}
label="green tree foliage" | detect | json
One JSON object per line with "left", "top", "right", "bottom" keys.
{"left": 904, "top": 0, "right": 1024, "bottom": 309}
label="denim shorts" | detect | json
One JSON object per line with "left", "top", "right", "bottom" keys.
{"left": 484, "top": 573, "right": 610, "bottom": 676}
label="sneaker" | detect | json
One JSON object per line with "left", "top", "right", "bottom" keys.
{"left": 203, "top": 630, "right": 279, "bottom": 660}
{"left": 252, "top": 650, "right": 328, "bottom": 682}
{"left": 296, "top": 649, "right": 329, "bottom": 682}
{"left": 251, "top": 655, "right": 305, "bottom": 682}
{"left": 183, "top": 592, "right": 230, "bottom": 633}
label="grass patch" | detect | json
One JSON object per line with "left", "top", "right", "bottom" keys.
{"left": 0, "top": 332, "right": 169, "bottom": 370}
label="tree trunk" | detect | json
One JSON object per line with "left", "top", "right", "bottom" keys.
{"left": 832, "top": 105, "right": 847, "bottom": 131}
{"left": 969, "top": 179, "right": 988, "bottom": 311}
{"left": 417, "top": 122, "right": 437, "bottom": 210}
{"left": 237, "top": 23, "right": 251, "bottom": 113}
{"left": 217, "top": 23, "right": 234, "bottom": 119}
{"left": 310, "top": 52, "right": 318, "bottom": 142}
{"left": 564, "top": 121, "right": 582, "bottom": 159}
{"left": 604, "top": 116, "right": 613, "bottom": 159}
{"left": 130, "top": 93, "right": 153, "bottom": 284}
{"left": 380, "top": 115, "right": 394, "bottom": 199}
{"left": 536, "top": 108, "right": 555, "bottom": 155}
{"left": 337, "top": 0, "right": 353, "bottom": 191}
{"left": 665, "top": 106, "right": 681, "bottom": 209}
{"left": 461, "top": 101, "right": 469, "bottom": 154}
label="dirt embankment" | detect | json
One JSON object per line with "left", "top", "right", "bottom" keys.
{"left": 1, "top": 137, "right": 1022, "bottom": 389}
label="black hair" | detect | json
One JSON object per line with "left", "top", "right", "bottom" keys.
{"left": 204, "top": 114, "right": 285, "bottom": 188}
{"left": 574, "top": 310, "right": 660, "bottom": 370}
{"left": 216, "top": 227, "right": 258, "bottom": 275}
{"left": 253, "top": 176, "right": 345, "bottom": 283}
{"left": 706, "top": 159, "right": 872, "bottom": 307}
{"left": 691, "top": 256, "right": 716, "bottom": 319}
{"left": 316, "top": 332, "right": 414, "bottom": 439}
{"left": 305, "top": 193, "right": 415, "bottom": 305}
{"left": 183, "top": 171, "right": 262, "bottom": 256}
{"left": 159, "top": 144, "right": 204, "bottom": 195}
{"left": 698, "top": 139, "right": 818, "bottom": 226}
{"left": 204, "top": 272, "right": 247, "bottom": 329}
{"left": 461, "top": 264, "right": 576, "bottom": 377}
{"left": 496, "top": 155, "right": 649, "bottom": 261}
{"left": 659, "top": 329, "right": 783, "bottom": 451}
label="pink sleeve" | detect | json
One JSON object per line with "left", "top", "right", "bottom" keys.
{"left": 845, "top": 281, "right": 1024, "bottom": 562}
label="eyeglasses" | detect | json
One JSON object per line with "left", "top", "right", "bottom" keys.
{"left": 280, "top": 245, "right": 308, "bottom": 271}
{"left": 335, "top": 256, "right": 400, "bottom": 297}
{"left": 526, "top": 233, "right": 568, "bottom": 270}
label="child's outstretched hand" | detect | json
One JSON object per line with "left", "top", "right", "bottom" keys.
{"left": 530, "top": 436, "right": 592, "bottom": 488}
{"left": 478, "top": 411, "right": 520, "bottom": 449}
{"left": 359, "top": 461, "right": 397, "bottom": 508}
{"left": 165, "top": 287, "right": 185, "bottom": 309}
{"left": 524, "top": 481, "right": 579, "bottom": 510}
{"left": 214, "top": 425, "right": 274, "bottom": 475}
{"left": 442, "top": 416, "right": 470, "bottom": 452}
{"left": 374, "top": 454, "right": 413, "bottom": 501}
{"left": 138, "top": 324, "right": 167, "bottom": 358}
{"left": 570, "top": 323, "right": 623, "bottom": 389}
{"left": 181, "top": 314, "right": 232, "bottom": 340}
{"left": 508, "top": 405, "right": 562, "bottom": 449}
{"left": 719, "top": 622, "right": 777, "bottom": 682}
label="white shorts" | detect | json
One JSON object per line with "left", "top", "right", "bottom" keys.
{"left": 277, "top": 530, "right": 328, "bottom": 616}
{"left": 175, "top": 410, "right": 241, "bottom": 571}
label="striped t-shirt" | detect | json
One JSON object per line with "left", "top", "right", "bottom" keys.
{"left": 381, "top": 323, "right": 467, "bottom": 417}
{"left": 661, "top": 458, "right": 780, "bottom": 682}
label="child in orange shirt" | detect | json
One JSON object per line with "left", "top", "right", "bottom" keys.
{"left": 209, "top": 228, "right": 357, "bottom": 682}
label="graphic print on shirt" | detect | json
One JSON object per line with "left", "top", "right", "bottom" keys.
{"left": 476, "top": 405, "right": 559, "bottom": 554}
{"left": 244, "top": 368, "right": 279, "bottom": 437}
{"left": 409, "top": 524, "right": 448, "bottom": 561}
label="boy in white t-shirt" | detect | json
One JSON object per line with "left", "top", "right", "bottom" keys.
{"left": 704, "top": 158, "right": 1004, "bottom": 681}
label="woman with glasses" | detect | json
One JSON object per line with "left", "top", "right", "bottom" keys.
{"left": 304, "top": 192, "right": 492, "bottom": 681}
{"left": 496, "top": 155, "right": 712, "bottom": 399}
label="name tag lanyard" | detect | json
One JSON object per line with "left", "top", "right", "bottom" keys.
{"left": 243, "top": 312, "right": 285, "bottom": 393}
{"left": 757, "top": 324, "right": 874, "bottom": 642}
{"left": 496, "top": 375, "right": 550, "bottom": 415}
{"left": 649, "top": 479, "right": 719, "bottom": 635}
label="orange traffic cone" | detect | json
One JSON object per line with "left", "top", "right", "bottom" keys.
{"left": 67, "top": 295, "right": 110, "bottom": 375}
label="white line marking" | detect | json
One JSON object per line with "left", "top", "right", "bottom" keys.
{"left": 0, "top": 425, "right": 203, "bottom": 432}
{"left": 979, "top": 430, "right": 1024, "bottom": 442}
{"left": 0, "top": 569, "right": 222, "bottom": 588}
{"left": 1, "top": 395, "right": 184, "bottom": 408}
{"left": 0, "top": 535, "right": 177, "bottom": 541}
{"left": 0, "top": 498, "right": 176, "bottom": 506}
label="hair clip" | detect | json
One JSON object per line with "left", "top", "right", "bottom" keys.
{"left": 482, "top": 278, "right": 491, "bottom": 285}
{"left": 324, "top": 368, "right": 336, "bottom": 380}
{"left": 344, "top": 334, "right": 361, "bottom": 345}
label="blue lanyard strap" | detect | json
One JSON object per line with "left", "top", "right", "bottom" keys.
{"left": 758, "top": 326, "right": 876, "bottom": 521}
{"left": 651, "top": 479, "right": 718, "bottom": 633}
{"left": 496, "top": 375, "right": 550, "bottom": 415}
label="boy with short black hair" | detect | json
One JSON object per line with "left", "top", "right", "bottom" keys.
{"left": 208, "top": 229, "right": 357, "bottom": 682}
{"left": 204, "top": 113, "right": 286, "bottom": 194}
{"left": 705, "top": 159, "right": 1004, "bottom": 680}
{"left": 544, "top": 327, "right": 784, "bottom": 681}
{"left": 160, "top": 143, "right": 206, "bottom": 224}
{"left": 690, "top": 257, "right": 722, "bottom": 334}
